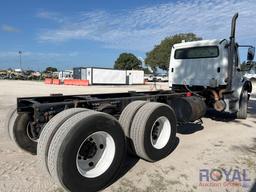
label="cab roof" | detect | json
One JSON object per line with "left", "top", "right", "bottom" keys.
{"left": 173, "top": 39, "right": 228, "bottom": 49}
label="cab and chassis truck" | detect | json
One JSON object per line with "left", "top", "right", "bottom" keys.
{"left": 5, "top": 13, "right": 254, "bottom": 192}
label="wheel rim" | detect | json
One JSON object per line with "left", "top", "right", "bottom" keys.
{"left": 26, "top": 123, "right": 38, "bottom": 142}
{"left": 76, "top": 131, "right": 116, "bottom": 178}
{"left": 150, "top": 116, "right": 171, "bottom": 149}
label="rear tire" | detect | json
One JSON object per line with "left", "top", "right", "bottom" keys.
{"left": 119, "top": 100, "right": 147, "bottom": 154}
{"left": 48, "top": 111, "right": 127, "bottom": 192}
{"left": 5, "top": 105, "right": 17, "bottom": 141}
{"left": 119, "top": 100, "right": 147, "bottom": 137}
{"left": 37, "top": 108, "right": 88, "bottom": 176}
{"left": 236, "top": 90, "right": 248, "bottom": 119}
{"left": 12, "top": 113, "right": 37, "bottom": 155}
{"left": 130, "top": 102, "right": 177, "bottom": 162}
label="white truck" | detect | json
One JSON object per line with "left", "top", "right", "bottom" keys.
{"left": 244, "top": 65, "right": 256, "bottom": 80}
{"left": 5, "top": 13, "right": 254, "bottom": 192}
{"left": 156, "top": 73, "right": 168, "bottom": 82}
{"left": 169, "top": 13, "right": 254, "bottom": 119}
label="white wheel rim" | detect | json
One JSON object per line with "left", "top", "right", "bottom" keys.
{"left": 76, "top": 131, "right": 116, "bottom": 178}
{"left": 150, "top": 116, "right": 171, "bottom": 149}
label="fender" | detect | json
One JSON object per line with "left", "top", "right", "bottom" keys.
{"left": 243, "top": 80, "right": 252, "bottom": 93}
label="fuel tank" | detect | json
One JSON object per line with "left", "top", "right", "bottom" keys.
{"left": 168, "top": 96, "right": 207, "bottom": 123}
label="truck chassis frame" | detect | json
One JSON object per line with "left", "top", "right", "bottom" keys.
{"left": 17, "top": 90, "right": 187, "bottom": 141}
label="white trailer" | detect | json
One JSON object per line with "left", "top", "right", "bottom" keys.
{"left": 126, "top": 70, "right": 144, "bottom": 85}
{"left": 74, "top": 67, "right": 144, "bottom": 85}
{"left": 86, "top": 68, "right": 126, "bottom": 85}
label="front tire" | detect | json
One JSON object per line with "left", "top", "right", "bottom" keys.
{"left": 47, "top": 111, "right": 127, "bottom": 192}
{"left": 236, "top": 90, "right": 248, "bottom": 119}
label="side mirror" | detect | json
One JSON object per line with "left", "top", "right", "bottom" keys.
{"left": 247, "top": 47, "right": 255, "bottom": 61}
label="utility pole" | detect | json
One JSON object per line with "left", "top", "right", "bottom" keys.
{"left": 18, "top": 51, "right": 22, "bottom": 70}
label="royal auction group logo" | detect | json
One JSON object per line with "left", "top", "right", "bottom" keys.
{"left": 199, "top": 168, "right": 251, "bottom": 188}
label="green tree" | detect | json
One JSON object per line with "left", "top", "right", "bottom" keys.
{"left": 45, "top": 67, "right": 58, "bottom": 73}
{"left": 145, "top": 33, "right": 202, "bottom": 71}
{"left": 114, "top": 53, "right": 142, "bottom": 70}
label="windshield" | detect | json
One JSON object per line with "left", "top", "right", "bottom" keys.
{"left": 174, "top": 46, "right": 219, "bottom": 59}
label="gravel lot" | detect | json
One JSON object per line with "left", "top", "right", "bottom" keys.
{"left": 0, "top": 80, "right": 256, "bottom": 192}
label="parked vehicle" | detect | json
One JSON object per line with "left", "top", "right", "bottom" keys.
{"left": 244, "top": 69, "right": 256, "bottom": 80}
{"left": 243, "top": 63, "right": 256, "bottom": 80}
{"left": 0, "top": 70, "right": 42, "bottom": 80}
{"left": 144, "top": 74, "right": 154, "bottom": 82}
{"left": 156, "top": 74, "right": 168, "bottom": 82}
{"left": 0, "top": 70, "right": 8, "bottom": 79}
{"left": 6, "top": 13, "right": 254, "bottom": 192}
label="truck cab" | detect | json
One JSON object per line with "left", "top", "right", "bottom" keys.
{"left": 169, "top": 39, "right": 230, "bottom": 88}
{"left": 168, "top": 13, "right": 254, "bottom": 118}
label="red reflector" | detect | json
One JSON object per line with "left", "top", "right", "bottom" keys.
{"left": 186, "top": 92, "right": 192, "bottom": 97}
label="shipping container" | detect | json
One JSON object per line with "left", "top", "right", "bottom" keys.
{"left": 73, "top": 67, "right": 144, "bottom": 85}
{"left": 126, "top": 70, "right": 144, "bottom": 85}
{"left": 90, "top": 68, "right": 126, "bottom": 85}
{"left": 73, "top": 67, "right": 87, "bottom": 80}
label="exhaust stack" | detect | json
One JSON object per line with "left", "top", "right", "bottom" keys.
{"left": 227, "top": 13, "right": 239, "bottom": 92}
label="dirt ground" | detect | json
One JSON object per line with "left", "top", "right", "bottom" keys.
{"left": 0, "top": 80, "right": 256, "bottom": 192}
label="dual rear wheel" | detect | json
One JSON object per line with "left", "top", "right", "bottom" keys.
{"left": 7, "top": 101, "right": 177, "bottom": 191}
{"left": 38, "top": 109, "right": 126, "bottom": 192}
{"left": 119, "top": 101, "right": 177, "bottom": 162}
{"left": 40, "top": 102, "right": 177, "bottom": 191}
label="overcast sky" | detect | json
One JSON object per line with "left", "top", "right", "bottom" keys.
{"left": 0, "top": 0, "right": 255, "bottom": 70}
